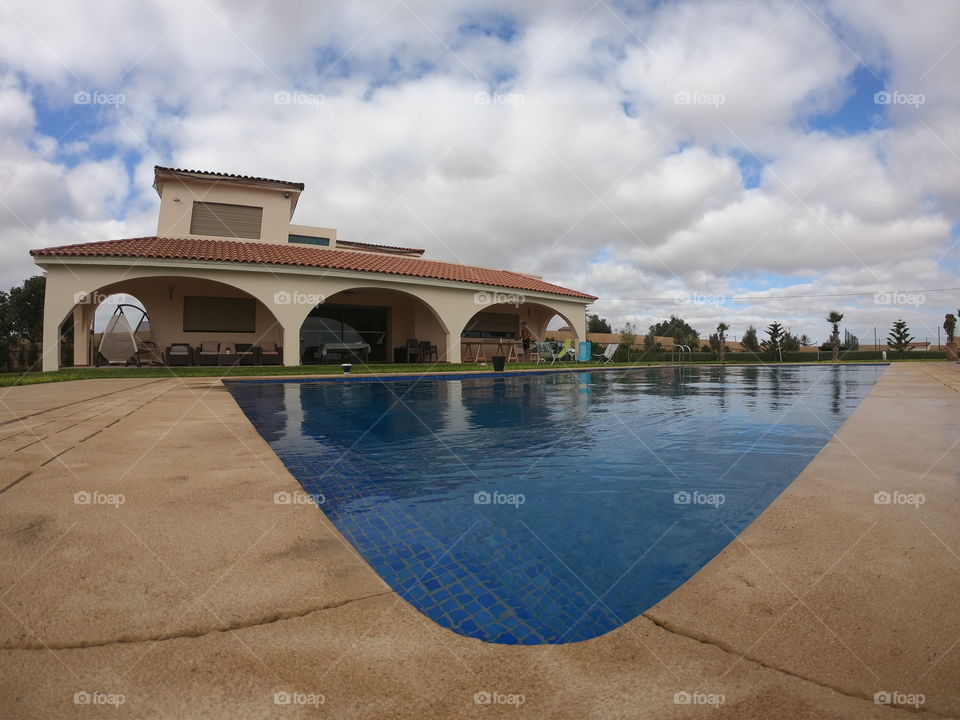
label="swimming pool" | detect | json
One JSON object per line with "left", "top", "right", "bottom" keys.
{"left": 227, "top": 364, "right": 883, "bottom": 644}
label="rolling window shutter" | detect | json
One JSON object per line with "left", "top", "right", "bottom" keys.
{"left": 190, "top": 201, "right": 263, "bottom": 239}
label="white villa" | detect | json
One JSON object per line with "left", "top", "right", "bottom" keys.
{"left": 33, "top": 167, "right": 594, "bottom": 371}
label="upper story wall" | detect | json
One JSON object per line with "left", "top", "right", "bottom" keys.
{"left": 156, "top": 178, "right": 298, "bottom": 245}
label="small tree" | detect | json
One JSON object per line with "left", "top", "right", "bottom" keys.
{"left": 741, "top": 325, "right": 760, "bottom": 353}
{"left": 887, "top": 319, "right": 914, "bottom": 358}
{"left": 619, "top": 322, "right": 637, "bottom": 363}
{"left": 799, "top": 334, "right": 813, "bottom": 347}
{"left": 642, "top": 332, "right": 661, "bottom": 355}
{"left": 826, "top": 311, "right": 844, "bottom": 361}
{"left": 782, "top": 332, "right": 801, "bottom": 352}
{"left": 716, "top": 322, "right": 729, "bottom": 362}
{"left": 944, "top": 313, "right": 956, "bottom": 344}
{"left": 761, "top": 321, "right": 785, "bottom": 360}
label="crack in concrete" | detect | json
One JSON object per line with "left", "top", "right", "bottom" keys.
{"left": 641, "top": 611, "right": 947, "bottom": 717}
{"left": 1, "top": 590, "right": 394, "bottom": 651}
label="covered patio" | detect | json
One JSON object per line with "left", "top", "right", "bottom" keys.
{"left": 32, "top": 237, "right": 594, "bottom": 372}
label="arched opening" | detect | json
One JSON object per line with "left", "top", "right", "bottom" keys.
{"left": 298, "top": 287, "right": 449, "bottom": 365}
{"left": 60, "top": 276, "right": 283, "bottom": 368}
{"left": 460, "top": 302, "right": 581, "bottom": 363}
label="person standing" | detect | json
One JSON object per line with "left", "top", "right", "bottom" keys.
{"left": 520, "top": 321, "right": 536, "bottom": 361}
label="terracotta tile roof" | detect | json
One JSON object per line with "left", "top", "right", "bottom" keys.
{"left": 31, "top": 237, "right": 596, "bottom": 300}
{"left": 336, "top": 239, "right": 425, "bottom": 256}
{"left": 154, "top": 166, "right": 304, "bottom": 190}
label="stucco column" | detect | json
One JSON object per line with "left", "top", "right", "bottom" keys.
{"left": 41, "top": 300, "right": 65, "bottom": 372}
{"left": 444, "top": 332, "right": 461, "bottom": 364}
{"left": 73, "top": 304, "right": 92, "bottom": 367}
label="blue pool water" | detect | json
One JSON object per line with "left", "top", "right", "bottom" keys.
{"left": 226, "top": 364, "right": 883, "bottom": 644}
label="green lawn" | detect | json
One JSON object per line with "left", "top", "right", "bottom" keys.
{"left": 0, "top": 357, "right": 930, "bottom": 387}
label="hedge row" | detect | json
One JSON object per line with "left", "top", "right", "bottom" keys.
{"left": 612, "top": 348, "right": 947, "bottom": 363}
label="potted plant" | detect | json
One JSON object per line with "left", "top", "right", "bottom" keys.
{"left": 945, "top": 312, "right": 957, "bottom": 361}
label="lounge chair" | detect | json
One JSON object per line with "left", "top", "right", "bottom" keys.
{"left": 258, "top": 341, "right": 282, "bottom": 365}
{"left": 593, "top": 343, "right": 617, "bottom": 365}
{"left": 195, "top": 341, "right": 220, "bottom": 366}
{"left": 536, "top": 341, "right": 561, "bottom": 365}
{"left": 165, "top": 343, "right": 193, "bottom": 366}
{"left": 557, "top": 339, "right": 574, "bottom": 360}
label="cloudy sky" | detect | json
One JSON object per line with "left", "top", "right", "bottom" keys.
{"left": 0, "top": 0, "right": 958, "bottom": 344}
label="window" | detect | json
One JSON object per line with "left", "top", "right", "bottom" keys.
{"left": 190, "top": 201, "right": 262, "bottom": 239}
{"left": 288, "top": 234, "right": 330, "bottom": 246}
{"left": 183, "top": 296, "right": 256, "bottom": 332}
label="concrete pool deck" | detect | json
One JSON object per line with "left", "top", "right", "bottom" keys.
{"left": 0, "top": 363, "right": 957, "bottom": 718}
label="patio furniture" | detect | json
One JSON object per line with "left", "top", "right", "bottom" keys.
{"left": 218, "top": 343, "right": 239, "bottom": 366}
{"left": 165, "top": 343, "right": 193, "bottom": 366}
{"left": 234, "top": 343, "right": 257, "bottom": 366}
{"left": 406, "top": 339, "right": 422, "bottom": 363}
{"left": 258, "top": 342, "right": 282, "bottom": 365}
{"left": 136, "top": 340, "right": 164, "bottom": 366}
{"left": 593, "top": 343, "right": 617, "bottom": 365}
{"left": 419, "top": 340, "right": 438, "bottom": 363}
{"left": 557, "top": 339, "right": 574, "bottom": 360}
{"left": 536, "top": 341, "right": 561, "bottom": 365}
{"left": 195, "top": 341, "right": 220, "bottom": 366}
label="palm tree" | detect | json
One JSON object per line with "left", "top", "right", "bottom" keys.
{"left": 826, "top": 311, "right": 844, "bottom": 361}
{"left": 716, "top": 322, "right": 729, "bottom": 363}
